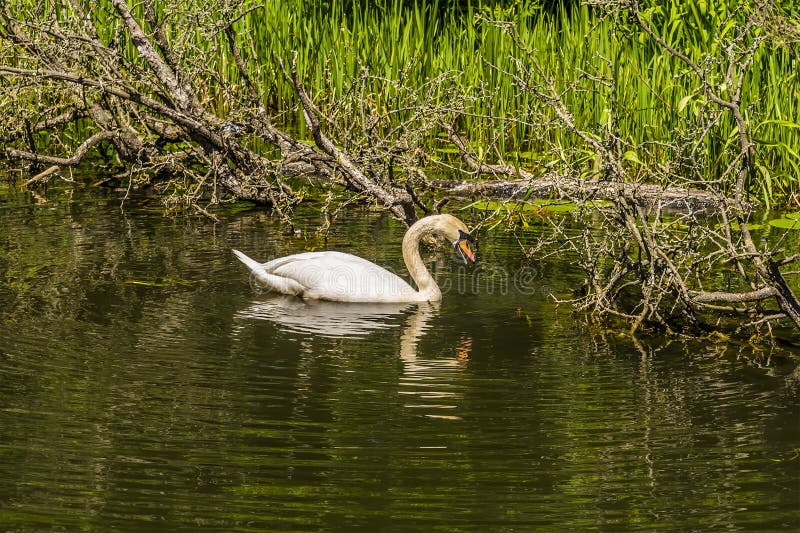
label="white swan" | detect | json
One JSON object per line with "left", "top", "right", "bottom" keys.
{"left": 232, "top": 214, "right": 475, "bottom": 303}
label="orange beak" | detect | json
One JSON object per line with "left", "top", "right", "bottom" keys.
{"left": 458, "top": 238, "right": 476, "bottom": 263}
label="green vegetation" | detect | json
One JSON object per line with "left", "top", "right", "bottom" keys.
{"left": 212, "top": 0, "right": 799, "bottom": 203}
{"left": 8, "top": 1, "right": 793, "bottom": 203}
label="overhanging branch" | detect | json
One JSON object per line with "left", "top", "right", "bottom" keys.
{"left": 690, "top": 287, "right": 778, "bottom": 305}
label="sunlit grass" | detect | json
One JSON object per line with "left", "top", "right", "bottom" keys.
{"left": 5, "top": 0, "right": 799, "bottom": 204}
{"left": 227, "top": 0, "right": 799, "bottom": 201}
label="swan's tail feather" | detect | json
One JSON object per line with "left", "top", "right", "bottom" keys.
{"left": 232, "top": 249, "right": 304, "bottom": 296}
{"left": 232, "top": 249, "right": 264, "bottom": 273}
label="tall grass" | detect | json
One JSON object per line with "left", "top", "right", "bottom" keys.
{"left": 219, "top": 0, "right": 799, "bottom": 201}
{"left": 5, "top": 0, "right": 799, "bottom": 203}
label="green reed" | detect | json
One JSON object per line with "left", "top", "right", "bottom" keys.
{"left": 4, "top": 0, "right": 798, "bottom": 204}
{"left": 235, "top": 0, "right": 798, "bottom": 202}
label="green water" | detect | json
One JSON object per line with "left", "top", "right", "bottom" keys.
{"left": 0, "top": 187, "right": 798, "bottom": 531}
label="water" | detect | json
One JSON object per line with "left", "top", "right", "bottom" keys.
{"left": 0, "top": 186, "right": 798, "bottom": 531}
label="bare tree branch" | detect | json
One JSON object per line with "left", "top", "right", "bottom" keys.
{"left": 290, "top": 58, "right": 416, "bottom": 225}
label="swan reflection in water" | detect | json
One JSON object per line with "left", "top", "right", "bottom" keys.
{"left": 235, "top": 295, "right": 412, "bottom": 337}
{"left": 235, "top": 297, "right": 467, "bottom": 417}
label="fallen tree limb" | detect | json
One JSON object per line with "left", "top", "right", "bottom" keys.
{"left": 428, "top": 174, "right": 739, "bottom": 212}
{"left": 429, "top": 130, "right": 744, "bottom": 212}
{"left": 690, "top": 287, "right": 778, "bottom": 305}
{"left": 10, "top": 129, "right": 118, "bottom": 187}
{"left": 8, "top": 130, "right": 117, "bottom": 167}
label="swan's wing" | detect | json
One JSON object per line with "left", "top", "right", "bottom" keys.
{"left": 261, "top": 254, "right": 307, "bottom": 272}
{"left": 265, "top": 251, "right": 420, "bottom": 302}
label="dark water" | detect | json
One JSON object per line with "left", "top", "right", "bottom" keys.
{"left": 0, "top": 186, "right": 798, "bottom": 531}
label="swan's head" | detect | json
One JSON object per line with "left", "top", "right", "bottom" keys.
{"left": 425, "top": 214, "right": 476, "bottom": 264}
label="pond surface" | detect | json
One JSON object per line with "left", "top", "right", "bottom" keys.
{"left": 0, "top": 186, "right": 798, "bottom": 531}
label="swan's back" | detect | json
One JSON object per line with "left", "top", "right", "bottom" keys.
{"left": 245, "top": 250, "right": 421, "bottom": 302}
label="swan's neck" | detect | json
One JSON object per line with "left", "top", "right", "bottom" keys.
{"left": 402, "top": 220, "right": 442, "bottom": 302}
